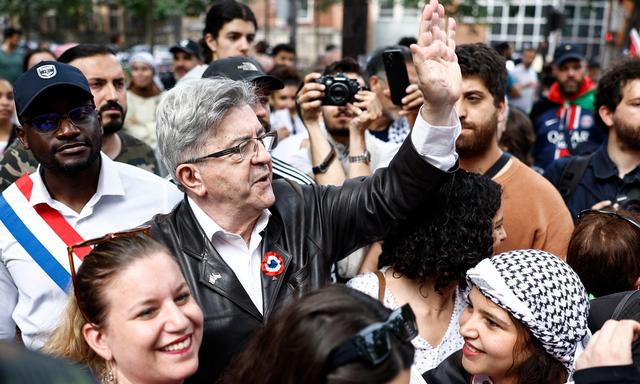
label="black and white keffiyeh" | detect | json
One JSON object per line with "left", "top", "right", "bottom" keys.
{"left": 465, "top": 249, "right": 590, "bottom": 375}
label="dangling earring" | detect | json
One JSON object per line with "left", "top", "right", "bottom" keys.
{"left": 102, "top": 362, "right": 116, "bottom": 384}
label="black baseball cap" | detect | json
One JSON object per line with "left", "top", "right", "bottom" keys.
{"left": 170, "top": 39, "right": 201, "bottom": 59}
{"left": 553, "top": 42, "right": 585, "bottom": 65}
{"left": 13, "top": 61, "right": 93, "bottom": 116}
{"left": 202, "top": 57, "right": 284, "bottom": 90}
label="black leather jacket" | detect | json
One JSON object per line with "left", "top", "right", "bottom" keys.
{"left": 149, "top": 139, "right": 453, "bottom": 383}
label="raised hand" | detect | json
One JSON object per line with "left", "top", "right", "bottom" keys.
{"left": 348, "top": 90, "right": 384, "bottom": 132}
{"left": 410, "top": 0, "right": 461, "bottom": 125}
{"left": 297, "top": 73, "right": 325, "bottom": 125}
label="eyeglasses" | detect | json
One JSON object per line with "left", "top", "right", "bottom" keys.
{"left": 325, "top": 303, "right": 418, "bottom": 371}
{"left": 66, "top": 226, "right": 151, "bottom": 323}
{"left": 185, "top": 131, "right": 277, "bottom": 164}
{"left": 25, "top": 105, "right": 97, "bottom": 133}
{"left": 577, "top": 209, "right": 640, "bottom": 232}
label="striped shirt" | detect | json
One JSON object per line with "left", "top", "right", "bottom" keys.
{"left": 272, "top": 156, "right": 314, "bottom": 185}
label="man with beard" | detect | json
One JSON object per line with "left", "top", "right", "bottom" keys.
{"left": 545, "top": 59, "right": 640, "bottom": 219}
{"left": 530, "top": 43, "right": 606, "bottom": 172}
{"left": 455, "top": 43, "right": 573, "bottom": 258}
{"left": 165, "top": 39, "right": 202, "bottom": 89}
{"left": 0, "top": 44, "right": 159, "bottom": 192}
{"left": 279, "top": 57, "right": 400, "bottom": 186}
{"left": 0, "top": 61, "right": 182, "bottom": 348}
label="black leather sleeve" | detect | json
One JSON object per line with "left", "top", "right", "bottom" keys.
{"left": 303, "top": 137, "right": 455, "bottom": 263}
{"left": 573, "top": 365, "right": 640, "bottom": 384}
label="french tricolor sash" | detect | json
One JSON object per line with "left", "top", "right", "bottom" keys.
{"left": 0, "top": 174, "right": 89, "bottom": 292}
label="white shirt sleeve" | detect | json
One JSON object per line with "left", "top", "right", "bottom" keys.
{"left": 410, "top": 108, "right": 461, "bottom": 171}
{"left": 0, "top": 257, "right": 17, "bottom": 341}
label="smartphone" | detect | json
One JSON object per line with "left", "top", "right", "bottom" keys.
{"left": 383, "top": 49, "right": 411, "bottom": 106}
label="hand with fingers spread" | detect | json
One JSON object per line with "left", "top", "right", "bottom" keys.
{"left": 410, "top": 0, "right": 461, "bottom": 125}
{"left": 576, "top": 319, "right": 640, "bottom": 370}
{"left": 297, "top": 73, "right": 325, "bottom": 125}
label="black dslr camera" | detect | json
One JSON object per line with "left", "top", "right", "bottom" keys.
{"left": 314, "top": 72, "right": 360, "bottom": 106}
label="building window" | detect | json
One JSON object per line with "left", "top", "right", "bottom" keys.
{"left": 525, "top": 6, "right": 535, "bottom": 17}
{"left": 379, "top": 0, "right": 395, "bottom": 18}
{"left": 297, "top": 0, "right": 313, "bottom": 22}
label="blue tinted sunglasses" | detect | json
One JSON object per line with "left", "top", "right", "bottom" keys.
{"left": 25, "top": 105, "right": 97, "bottom": 133}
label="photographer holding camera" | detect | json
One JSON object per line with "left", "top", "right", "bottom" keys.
{"left": 293, "top": 57, "right": 401, "bottom": 186}
{"left": 545, "top": 58, "right": 640, "bottom": 219}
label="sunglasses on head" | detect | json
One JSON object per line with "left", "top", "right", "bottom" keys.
{"left": 66, "top": 226, "right": 151, "bottom": 323}
{"left": 325, "top": 303, "right": 418, "bottom": 371}
{"left": 25, "top": 105, "right": 97, "bottom": 133}
{"left": 577, "top": 209, "right": 640, "bottom": 232}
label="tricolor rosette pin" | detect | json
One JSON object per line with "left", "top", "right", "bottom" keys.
{"left": 261, "top": 251, "right": 284, "bottom": 277}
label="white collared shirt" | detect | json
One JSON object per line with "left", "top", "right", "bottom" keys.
{"left": 0, "top": 152, "right": 183, "bottom": 348}
{"left": 188, "top": 197, "right": 270, "bottom": 314}
{"left": 186, "top": 112, "right": 460, "bottom": 315}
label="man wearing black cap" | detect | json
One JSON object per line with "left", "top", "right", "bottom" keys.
{"left": 0, "top": 44, "right": 160, "bottom": 192}
{"left": 169, "top": 39, "right": 202, "bottom": 84}
{"left": 530, "top": 42, "right": 605, "bottom": 172}
{"left": 202, "top": 56, "right": 314, "bottom": 185}
{"left": 0, "top": 61, "right": 182, "bottom": 349}
{"left": 545, "top": 58, "right": 640, "bottom": 219}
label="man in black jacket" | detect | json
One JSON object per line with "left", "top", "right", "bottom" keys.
{"left": 150, "top": 1, "right": 462, "bottom": 381}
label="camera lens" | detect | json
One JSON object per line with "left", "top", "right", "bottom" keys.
{"left": 329, "top": 83, "right": 349, "bottom": 104}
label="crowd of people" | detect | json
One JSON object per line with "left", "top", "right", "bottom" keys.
{"left": 0, "top": 0, "right": 639, "bottom": 383}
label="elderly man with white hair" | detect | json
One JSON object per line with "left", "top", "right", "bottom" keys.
{"left": 148, "top": 1, "right": 463, "bottom": 382}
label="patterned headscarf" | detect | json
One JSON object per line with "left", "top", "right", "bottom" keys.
{"left": 465, "top": 249, "right": 590, "bottom": 375}
{"left": 129, "top": 52, "right": 165, "bottom": 91}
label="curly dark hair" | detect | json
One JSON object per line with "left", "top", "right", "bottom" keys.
{"left": 379, "top": 170, "right": 502, "bottom": 292}
{"left": 594, "top": 58, "right": 640, "bottom": 130}
{"left": 456, "top": 43, "right": 507, "bottom": 107}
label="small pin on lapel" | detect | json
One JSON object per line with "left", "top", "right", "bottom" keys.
{"left": 209, "top": 272, "right": 222, "bottom": 285}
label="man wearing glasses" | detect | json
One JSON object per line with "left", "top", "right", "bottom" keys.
{"left": 0, "top": 61, "right": 182, "bottom": 349}
{"left": 201, "top": 56, "right": 314, "bottom": 185}
{"left": 150, "top": 1, "right": 461, "bottom": 381}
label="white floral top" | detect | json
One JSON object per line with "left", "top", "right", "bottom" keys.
{"left": 347, "top": 267, "right": 466, "bottom": 374}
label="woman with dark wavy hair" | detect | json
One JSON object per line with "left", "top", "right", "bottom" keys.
{"left": 348, "top": 170, "right": 505, "bottom": 374}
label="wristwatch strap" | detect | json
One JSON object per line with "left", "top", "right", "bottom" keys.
{"left": 348, "top": 150, "right": 371, "bottom": 164}
{"left": 312, "top": 147, "right": 337, "bottom": 175}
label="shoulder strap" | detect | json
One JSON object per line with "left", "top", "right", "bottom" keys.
{"left": 374, "top": 270, "right": 386, "bottom": 302}
{"left": 612, "top": 290, "right": 640, "bottom": 320}
{"left": 557, "top": 153, "right": 594, "bottom": 200}
{"left": 484, "top": 153, "right": 511, "bottom": 179}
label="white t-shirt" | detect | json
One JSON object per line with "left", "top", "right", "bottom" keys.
{"left": 272, "top": 128, "right": 401, "bottom": 176}
{"left": 509, "top": 63, "right": 538, "bottom": 114}
{"left": 347, "top": 267, "right": 466, "bottom": 374}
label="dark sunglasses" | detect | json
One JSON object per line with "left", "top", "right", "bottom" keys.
{"left": 325, "top": 303, "right": 418, "bottom": 371}
{"left": 184, "top": 131, "right": 277, "bottom": 164}
{"left": 66, "top": 226, "right": 151, "bottom": 323}
{"left": 577, "top": 209, "right": 640, "bottom": 232}
{"left": 26, "top": 105, "right": 97, "bottom": 133}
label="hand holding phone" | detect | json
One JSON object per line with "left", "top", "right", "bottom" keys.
{"left": 383, "top": 49, "right": 411, "bottom": 106}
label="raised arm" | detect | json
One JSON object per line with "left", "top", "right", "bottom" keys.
{"left": 411, "top": 0, "right": 461, "bottom": 126}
